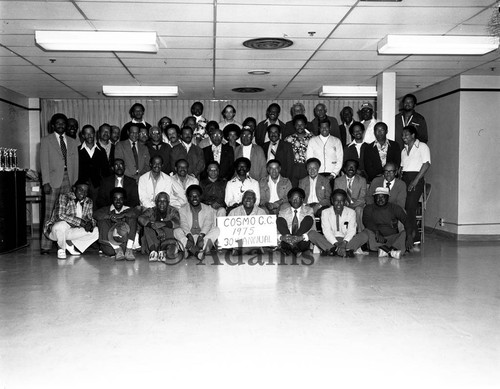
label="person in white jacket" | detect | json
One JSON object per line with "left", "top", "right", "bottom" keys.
{"left": 306, "top": 118, "right": 343, "bottom": 179}
{"left": 138, "top": 155, "right": 173, "bottom": 208}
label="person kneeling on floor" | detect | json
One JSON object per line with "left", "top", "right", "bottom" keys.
{"left": 348, "top": 187, "right": 413, "bottom": 259}
{"left": 138, "top": 192, "right": 182, "bottom": 262}
{"left": 93, "top": 187, "right": 138, "bottom": 261}
{"left": 174, "top": 185, "right": 220, "bottom": 261}
{"left": 43, "top": 180, "right": 98, "bottom": 259}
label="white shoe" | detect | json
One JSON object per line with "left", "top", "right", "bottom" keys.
{"left": 390, "top": 249, "right": 401, "bottom": 259}
{"left": 354, "top": 247, "right": 369, "bottom": 255}
{"left": 57, "top": 249, "right": 67, "bottom": 259}
{"left": 66, "top": 244, "right": 80, "bottom": 256}
{"left": 378, "top": 249, "right": 389, "bottom": 258}
{"left": 149, "top": 251, "right": 158, "bottom": 262}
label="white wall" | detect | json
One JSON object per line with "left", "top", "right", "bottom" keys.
{"left": 414, "top": 75, "right": 500, "bottom": 239}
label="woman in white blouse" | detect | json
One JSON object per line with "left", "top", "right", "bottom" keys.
{"left": 400, "top": 125, "right": 431, "bottom": 244}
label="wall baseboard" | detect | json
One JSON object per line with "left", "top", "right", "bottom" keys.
{"left": 425, "top": 227, "right": 500, "bottom": 241}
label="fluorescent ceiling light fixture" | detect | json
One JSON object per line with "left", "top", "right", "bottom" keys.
{"left": 102, "top": 86, "right": 178, "bottom": 97}
{"left": 378, "top": 35, "right": 499, "bottom": 55}
{"left": 319, "top": 86, "right": 377, "bottom": 97}
{"left": 35, "top": 31, "right": 159, "bottom": 52}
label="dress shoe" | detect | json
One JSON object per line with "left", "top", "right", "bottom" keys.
{"left": 196, "top": 251, "right": 205, "bottom": 261}
{"left": 124, "top": 248, "right": 135, "bottom": 261}
{"left": 158, "top": 250, "right": 166, "bottom": 262}
{"left": 57, "top": 249, "right": 67, "bottom": 259}
{"left": 115, "top": 247, "right": 125, "bottom": 261}
{"left": 149, "top": 250, "right": 158, "bottom": 262}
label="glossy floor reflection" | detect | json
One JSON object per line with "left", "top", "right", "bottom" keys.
{"left": 1, "top": 235, "right": 499, "bottom": 389}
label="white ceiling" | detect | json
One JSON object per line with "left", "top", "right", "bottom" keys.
{"left": 0, "top": 0, "right": 499, "bottom": 100}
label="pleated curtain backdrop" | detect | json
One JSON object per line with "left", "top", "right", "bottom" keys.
{"left": 40, "top": 98, "right": 376, "bottom": 136}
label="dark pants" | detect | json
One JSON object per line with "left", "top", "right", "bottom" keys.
{"left": 97, "top": 216, "right": 137, "bottom": 255}
{"left": 402, "top": 172, "right": 424, "bottom": 241}
{"left": 142, "top": 226, "right": 176, "bottom": 253}
{"left": 277, "top": 215, "right": 314, "bottom": 253}
{"left": 289, "top": 162, "right": 308, "bottom": 188}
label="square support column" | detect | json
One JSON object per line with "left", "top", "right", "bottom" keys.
{"left": 376, "top": 72, "right": 396, "bottom": 140}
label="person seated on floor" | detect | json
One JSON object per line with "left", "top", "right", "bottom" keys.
{"left": 138, "top": 155, "right": 173, "bottom": 209}
{"left": 170, "top": 158, "right": 199, "bottom": 209}
{"left": 138, "top": 192, "right": 181, "bottom": 262}
{"left": 229, "top": 190, "right": 266, "bottom": 217}
{"left": 348, "top": 187, "right": 413, "bottom": 259}
{"left": 225, "top": 157, "right": 260, "bottom": 214}
{"left": 43, "top": 180, "right": 98, "bottom": 259}
{"left": 320, "top": 189, "right": 359, "bottom": 257}
{"left": 174, "top": 185, "right": 220, "bottom": 261}
{"left": 228, "top": 190, "right": 268, "bottom": 255}
{"left": 299, "top": 158, "right": 331, "bottom": 217}
{"left": 276, "top": 188, "right": 332, "bottom": 256}
{"left": 95, "top": 158, "right": 140, "bottom": 209}
{"left": 259, "top": 159, "right": 292, "bottom": 215}
{"left": 366, "top": 162, "right": 407, "bottom": 209}
{"left": 334, "top": 159, "right": 366, "bottom": 231}
{"left": 200, "top": 161, "right": 227, "bottom": 217}
{"left": 93, "top": 187, "right": 137, "bottom": 261}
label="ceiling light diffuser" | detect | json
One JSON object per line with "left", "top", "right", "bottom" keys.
{"left": 378, "top": 35, "right": 499, "bottom": 55}
{"left": 319, "top": 86, "right": 377, "bottom": 97}
{"left": 35, "top": 31, "right": 159, "bottom": 52}
{"left": 102, "top": 86, "right": 178, "bottom": 97}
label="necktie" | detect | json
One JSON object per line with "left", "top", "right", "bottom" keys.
{"left": 292, "top": 210, "right": 299, "bottom": 235}
{"left": 347, "top": 178, "right": 353, "bottom": 202}
{"left": 271, "top": 143, "right": 277, "bottom": 157}
{"left": 60, "top": 135, "right": 67, "bottom": 167}
{"left": 132, "top": 142, "right": 139, "bottom": 172}
{"left": 336, "top": 213, "right": 340, "bottom": 231}
{"left": 386, "top": 182, "right": 391, "bottom": 192}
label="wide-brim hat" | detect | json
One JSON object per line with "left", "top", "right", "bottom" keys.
{"left": 223, "top": 123, "right": 241, "bottom": 140}
{"left": 108, "top": 221, "right": 130, "bottom": 246}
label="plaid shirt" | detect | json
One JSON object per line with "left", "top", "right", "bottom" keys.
{"left": 43, "top": 192, "right": 96, "bottom": 236}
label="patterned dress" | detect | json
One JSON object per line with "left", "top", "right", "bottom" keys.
{"left": 285, "top": 133, "right": 313, "bottom": 187}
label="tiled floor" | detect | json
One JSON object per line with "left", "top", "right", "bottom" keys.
{"left": 1, "top": 235, "right": 499, "bottom": 389}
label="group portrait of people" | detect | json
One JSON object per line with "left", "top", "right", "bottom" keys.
{"left": 39, "top": 96, "right": 431, "bottom": 262}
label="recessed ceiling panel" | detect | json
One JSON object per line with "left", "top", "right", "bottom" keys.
{"left": 78, "top": 2, "right": 213, "bottom": 22}
{"left": 0, "top": 1, "right": 84, "bottom": 19}
{"left": 344, "top": 6, "right": 484, "bottom": 25}
{"left": 217, "top": 23, "right": 334, "bottom": 39}
{"left": 332, "top": 24, "right": 457, "bottom": 38}
{"left": 217, "top": 49, "right": 314, "bottom": 61}
{"left": 90, "top": 21, "right": 213, "bottom": 37}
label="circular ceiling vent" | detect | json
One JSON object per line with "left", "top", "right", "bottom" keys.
{"left": 232, "top": 87, "right": 265, "bottom": 93}
{"left": 243, "top": 38, "right": 293, "bottom": 50}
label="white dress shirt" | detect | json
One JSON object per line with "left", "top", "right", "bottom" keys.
{"left": 138, "top": 171, "right": 173, "bottom": 208}
{"left": 225, "top": 176, "right": 260, "bottom": 206}
{"left": 401, "top": 140, "right": 431, "bottom": 172}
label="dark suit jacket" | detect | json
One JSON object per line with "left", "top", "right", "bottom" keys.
{"left": 363, "top": 140, "right": 401, "bottom": 182}
{"left": 234, "top": 144, "right": 267, "bottom": 181}
{"left": 299, "top": 174, "right": 332, "bottom": 208}
{"left": 338, "top": 124, "right": 350, "bottom": 148}
{"left": 114, "top": 140, "right": 151, "bottom": 181}
{"left": 262, "top": 140, "right": 294, "bottom": 179}
{"left": 97, "top": 141, "right": 115, "bottom": 168}
{"left": 78, "top": 144, "right": 111, "bottom": 188}
{"left": 343, "top": 142, "right": 367, "bottom": 173}
{"left": 366, "top": 177, "right": 407, "bottom": 209}
{"left": 120, "top": 120, "right": 152, "bottom": 141}
{"left": 96, "top": 174, "right": 140, "bottom": 209}
{"left": 255, "top": 119, "right": 286, "bottom": 147}
{"left": 146, "top": 141, "right": 173, "bottom": 175}
{"left": 202, "top": 143, "right": 234, "bottom": 180}
{"left": 310, "top": 115, "right": 341, "bottom": 139}
{"left": 170, "top": 142, "right": 205, "bottom": 178}
{"left": 40, "top": 133, "right": 79, "bottom": 187}
{"left": 395, "top": 111, "right": 428, "bottom": 149}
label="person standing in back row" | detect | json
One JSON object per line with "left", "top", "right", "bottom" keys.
{"left": 40, "top": 113, "right": 79, "bottom": 255}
